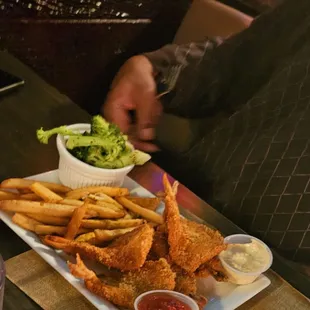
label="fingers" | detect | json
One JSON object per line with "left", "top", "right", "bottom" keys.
{"left": 139, "top": 128, "right": 155, "bottom": 141}
{"left": 136, "top": 94, "right": 162, "bottom": 133}
{"left": 128, "top": 128, "right": 159, "bottom": 152}
{"left": 103, "top": 104, "right": 131, "bottom": 134}
{"left": 103, "top": 91, "right": 132, "bottom": 134}
{"left": 103, "top": 55, "right": 161, "bottom": 143}
{"left": 131, "top": 139, "right": 160, "bottom": 153}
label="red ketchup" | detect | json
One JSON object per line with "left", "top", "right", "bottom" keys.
{"left": 137, "top": 293, "right": 192, "bottom": 310}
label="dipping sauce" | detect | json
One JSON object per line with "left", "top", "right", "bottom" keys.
{"left": 219, "top": 238, "right": 270, "bottom": 273}
{"left": 137, "top": 292, "right": 192, "bottom": 310}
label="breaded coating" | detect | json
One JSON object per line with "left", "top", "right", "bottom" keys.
{"left": 69, "top": 254, "right": 176, "bottom": 309}
{"left": 149, "top": 227, "right": 197, "bottom": 296}
{"left": 43, "top": 224, "right": 154, "bottom": 271}
{"left": 196, "top": 257, "right": 228, "bottom": 282}
{"left": 172, "top": 265, "right": 197, "bottom": 296}
{"left": 163, "top": 174, "right": 226, "bottom": 273}
{"left": 149, "top": 227, "right": 170, "bottom": 260}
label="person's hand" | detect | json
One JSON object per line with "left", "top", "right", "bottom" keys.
{"left": 103, "top": 55, "right": 162, "bottom": 152}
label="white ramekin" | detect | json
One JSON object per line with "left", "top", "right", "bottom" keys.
{"left": 134, "top": 290, "right": 199, "bottom": 310}
{"left": 219, "top": 234, "right": 273, "bottom": 285}
{"left": 56, "top": 123, "right": 134, "bottom": 189}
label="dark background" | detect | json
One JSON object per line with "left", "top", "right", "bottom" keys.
{"left": 0, "top": 0, "right": 191, "bottom": 114}
{"left": 0, "top": 0, "right": 277, "bottom": 115}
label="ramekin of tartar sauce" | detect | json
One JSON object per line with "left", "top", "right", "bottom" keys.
{"left": 219, "top": 234, "right": 273, "bottom": 285}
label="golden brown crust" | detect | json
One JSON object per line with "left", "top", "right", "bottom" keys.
{"left": 44, "top": 224, "right": 154, "bottom": 271}
{"left": 172, "top": 265, "right": 197, "bottom": 296}
{"left": 163, "top": 174, "right": 226, "bottom": 273}
{"left": 69, "top": 255, "right": 176, "bottom": 309}
{"left": 196, "top": 257, "right": 228, "bottom": 282}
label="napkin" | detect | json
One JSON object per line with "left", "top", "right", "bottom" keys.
{"left": 5, "top": 250, "right": 96, "bottom": 310}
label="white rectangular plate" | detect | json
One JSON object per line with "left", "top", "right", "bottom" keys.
{"left": 0, "top": 170, "right": 270, "bottom": 309}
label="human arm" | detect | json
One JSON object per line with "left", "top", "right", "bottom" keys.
{"left": 102, "top": 38, "right": 222, "bottom": 151}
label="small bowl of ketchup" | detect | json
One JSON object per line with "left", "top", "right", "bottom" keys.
{"left": 134, "top": 290, "right": 199, "bottom": 310}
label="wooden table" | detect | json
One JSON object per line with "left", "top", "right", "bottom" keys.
{"left": 0, "top": 51, "right": 309, "bottom": 309}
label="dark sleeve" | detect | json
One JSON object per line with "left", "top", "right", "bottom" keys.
{"left": 143, "top": 38, "right": 224, "bottom": 118}
{"left": 144, "top": 39, "right": 223, "bottom": 77}
{"left": 143, "top": 0, "right": 310, "bottom": 119}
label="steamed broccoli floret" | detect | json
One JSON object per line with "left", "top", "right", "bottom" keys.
{"left": 36, "top": 115, "right": 151, "bottom": 169}
{"left": 88, "top": 146, "right": 133, "bottom": 169}
{"left": 91, "top": 115, "right": 127, "bottom": 149}
{"left": 36, "top": 126, "right": 80, "bottom": 144}
{"left": 85, "top": 146, "right": 109, "bottom": 167}
{"left": 66, "top": 136, "right": 118, "bottom": 150}
{"left": 86, "top": 146, "right": 151, "bottom": 169}
{"left": 69, "top": 146, "right": 89, "bottom": 161}
{"left": 91, "top": 115, "right": 122, "bottom": 140}
{"left": 66, "top": 135, "right": 125, "bottom": 164}
{"left": 91, "top": 115, "right": 111, "bottom": 137}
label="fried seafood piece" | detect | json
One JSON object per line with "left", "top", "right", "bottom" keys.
{"left": 148, "top": 227, "right": 197, "bottom": 296}
{"left": 171, "top": 265, "right": 197, "bottom": 296}
{"left": 69, "top": 254, "right": 176, "bottom": 309}
{"left": 196, "top": 257, "right": 228, "bottom": 282}
{"left": 43, "top": 224, "right": 154, "bottom": 271}
{"left": 162, "top": 174, "right": 226, "bottom": 273}
{"left": 148, "top": 224, "right": 209, "bottom": 308}
{"left": 148, "top": 226, "right": 170, "bottom": 260}
{"left": 195, "top": 265, "right": 211, "bottom": 278}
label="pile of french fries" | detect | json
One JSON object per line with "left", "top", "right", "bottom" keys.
{"left": 0, "top": 178, "right": 163, "bottom": 244}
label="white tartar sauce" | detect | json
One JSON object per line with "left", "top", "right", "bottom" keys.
{"left": 219, "top": 239, "right": 270, "bottom": 273}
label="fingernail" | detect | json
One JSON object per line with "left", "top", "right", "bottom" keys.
{"left": 139, "top": 128, "right": 155, "bottom": 141}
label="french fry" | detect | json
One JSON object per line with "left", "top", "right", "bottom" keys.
{"left": 34, "top": 225, "right": 89, "bottom": 236}
{"left": 27, "top": 213, "right": 69, "bottom": 226}
{"left": 123, "top": 212, "right": 133, "bottom": 219}
{"left": 86, "top": 204, "right": 125, "bottom": 219}
{"left": 94, "top": 227, "right": 137, "bottom": 242}
{"left": 116, "top": 197, "right": 164, "bottom": 224}
{"left": 30, "top": 182, "right": 63, "bottom": 202}
{"left": 66, "top": 186, "right": 129, "bottom": 200}
{"left": 61, "top": 199, "right": 84, "bottom": 207}
{"left": 60, "top": 199, "right": 95, "bottom": 218}
{"left": 20, "top": 193, "right": 42, "bottom": 201}
{"left": 75, "top": 232, "right": 97, "bottom": 244}
{"left": 65, "top": 204, "right": 87, "bottom": 240}
{"left": 81, "top": 219, "right": 145, "bottom": 230}
{"left": 0, "top": 191, "right": 42, "bottom": 201}
{"left": 88, "top": 193, "right": 124, "bottom": 210}
{"left": 0, "top": 190, "right": 19, "bottom": 201}
{"left": 17, "top": 189, "right": 32, "bottom": 194}
{"left": 127, "top": 210, "right": 139, "bottom": 219}
{"left": 83, "top": 197, "right": 97, "bottom": 205}
{"left": 12, "top": 213, "right": 42, "bottom": 232}
{"left": 0, "top": 200, "right": 78, "bottom": 217}
{"left": 96, "top": 200, "right": 123, "bottom": 212}
{"left": 126, "top": 197, "right": 161, "bottom": 211}
{"left": 1, "top": 178, "right": 71, "bottom": 193}
{"left": 148, "top": 222, "right": 160, "bottom": 228}
{"left": 0, "top": 200, "right": 105, "bottom": 219}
